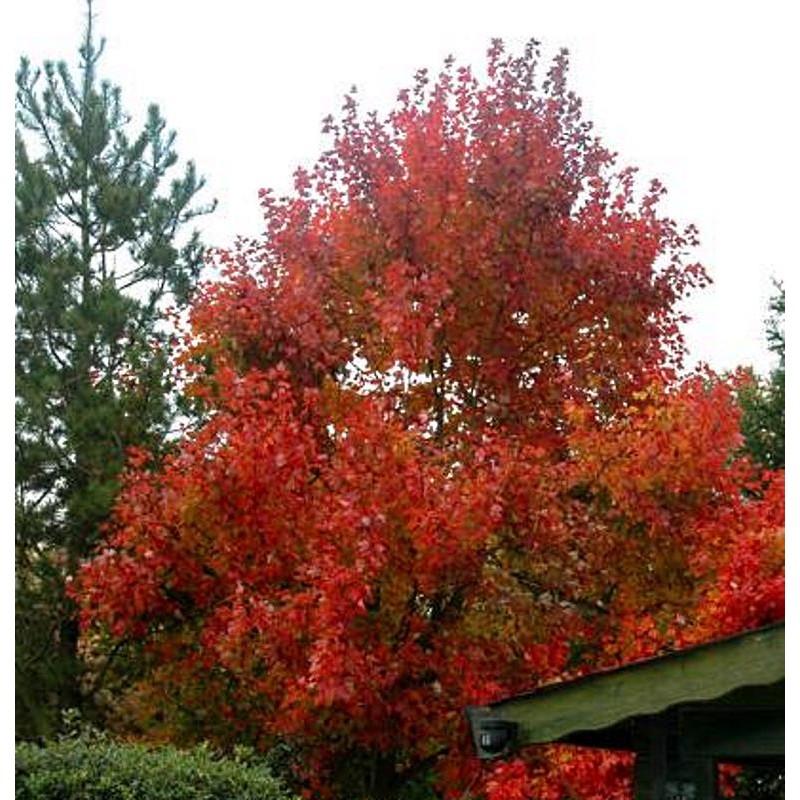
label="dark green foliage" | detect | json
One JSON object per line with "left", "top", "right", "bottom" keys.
{"left": 15, "top": 732, "right": 297, "bottom": 800}
{"left": 739, "top": 283, "right": 785, "bottom": 471}
{"left": 732, "top": 766, "right": 784, "bottom": 800}
{"left": 15, "top": 0, "right": 214, "bottom": 738}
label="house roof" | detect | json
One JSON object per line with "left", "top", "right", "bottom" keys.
{"left": 466, "top": 622, "right": 784, "bottom": 757}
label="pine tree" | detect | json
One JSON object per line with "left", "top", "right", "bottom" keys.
{"left": 15, "top": 0, "right": 215, "bottom": 738}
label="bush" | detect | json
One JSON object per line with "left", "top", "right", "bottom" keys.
{"left": 15, "top": 732, "right": 298, "bottom": 800}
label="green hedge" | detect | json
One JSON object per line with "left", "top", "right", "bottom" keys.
{"left": 15, "top": 734, "right": 298, "bottom": 800}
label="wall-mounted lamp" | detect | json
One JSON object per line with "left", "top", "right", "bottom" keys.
{"left": 464, "top": 706, "right": 518, "bottom": 759}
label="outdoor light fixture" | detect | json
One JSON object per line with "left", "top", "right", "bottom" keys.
{"left": 464, "top": 706, "right": 518, "bottom": 759}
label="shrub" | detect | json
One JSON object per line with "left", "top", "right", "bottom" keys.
{"left": 15, "top": 732, "right": 298, "bottom": 800}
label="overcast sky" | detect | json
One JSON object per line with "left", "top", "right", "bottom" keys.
{"left": 10, "top": 0, "right": 794, "bottom": 375}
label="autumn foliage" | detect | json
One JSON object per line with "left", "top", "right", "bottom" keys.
{"left": 74, "top": 41, "right": 784, "bottom": 799}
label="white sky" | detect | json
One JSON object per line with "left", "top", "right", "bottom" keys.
{"left": 9, "top": 0, "right": 794, "bottom": 376}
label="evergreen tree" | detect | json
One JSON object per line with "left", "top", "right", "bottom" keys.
{"left": 733, "top": 284, "right": 784, "bottom": 800}
{"left": 740, "top": 282, "right": 785, "bottom": 471}
{"left": 15, "top": 0, "right": 214, "bottom": 738}
{"left": 699, "top": 276, "right": 785, "bottom": 800}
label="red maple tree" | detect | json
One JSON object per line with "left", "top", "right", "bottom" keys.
{"left": 74, "top": 40, "right": 783, "bottom": 799}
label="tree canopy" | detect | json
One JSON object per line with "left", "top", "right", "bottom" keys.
{"left": 74, "top": 41, "right": 784, "bottom": 799}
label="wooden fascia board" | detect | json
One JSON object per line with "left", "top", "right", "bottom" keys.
{"left": 485, "top": 624, "right": 784, "bottom": 748}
